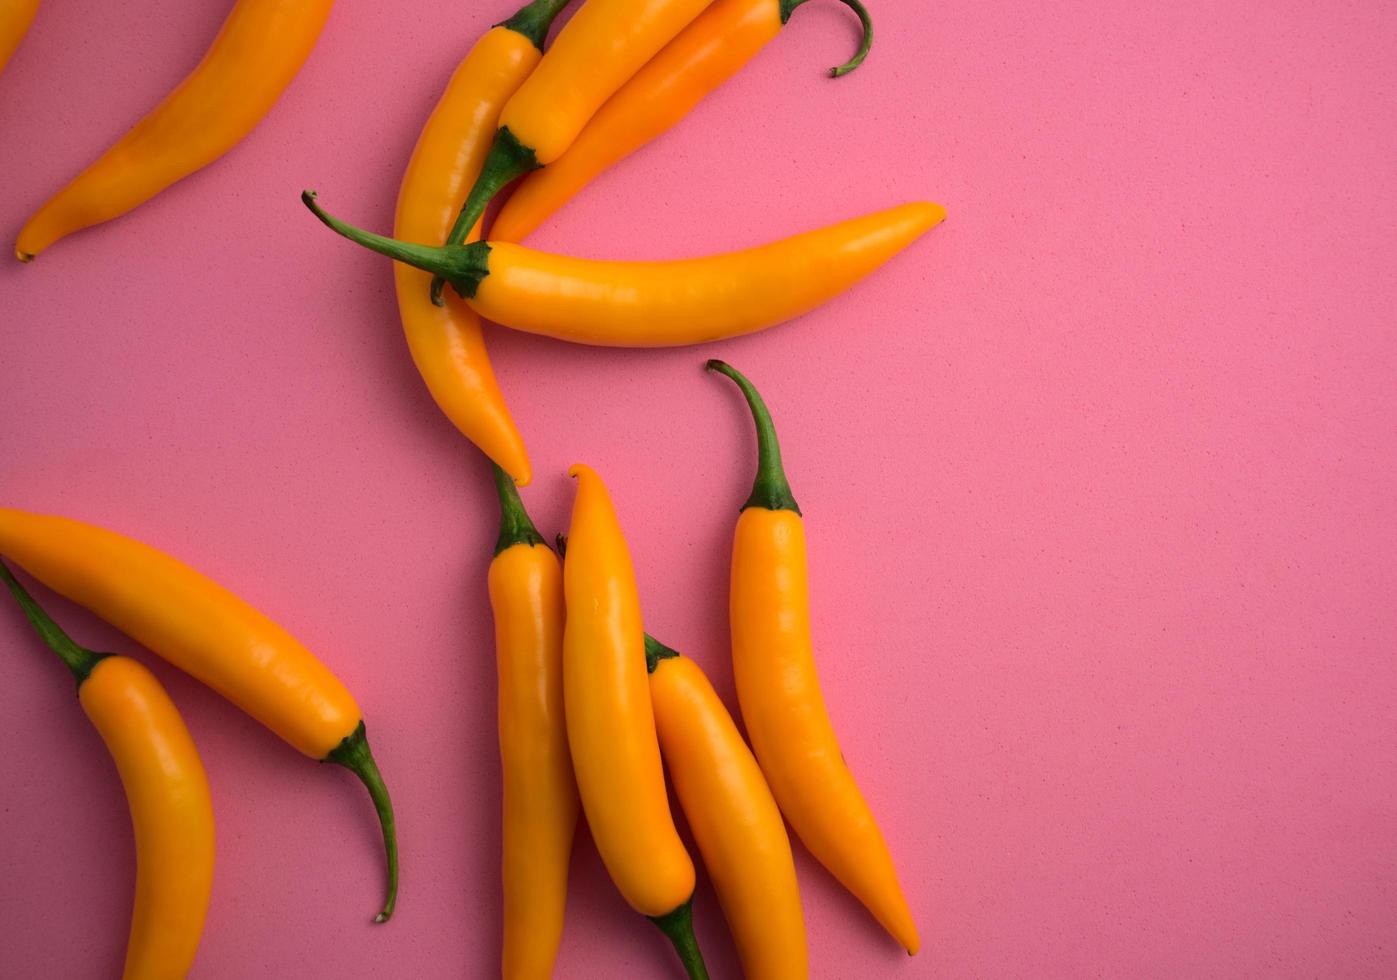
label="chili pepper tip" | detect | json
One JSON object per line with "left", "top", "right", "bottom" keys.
{"left": 15, "top": 248, "right": 34, "bottom": 263}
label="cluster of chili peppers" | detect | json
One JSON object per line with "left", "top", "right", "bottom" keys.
{"left": 366, "top": 2, "right": 934, "bottom": 966}
{"left": 4, "top": 0, "right": 941, "bottom": 974}
{"left": 484, "top": 359, "right": 921, "bottom": 977}
{"left": 308, "top": 0, "right": 943, "bottom": 485}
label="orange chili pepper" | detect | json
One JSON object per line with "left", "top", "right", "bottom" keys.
{"left": 0, "top": 508, "right": 398, "bottom": 922}
{"left": 0, "top": 0, "right": 39, "bottom": 76}
{"left": 647, "top": 634, "right": 808, "bottom": 980}
{"left": 429, "top": 0, "right": 713, "bottom": 301}
{"left": 15, "top": 0, "right": 334, "bottom": 260}
{"left": 561, "top": 466, "right": 708, "bottom": 978}
{"left": 304, "top": 193, "right": 945, "bottom": 347}
{"left": 393, "top": 0, "right": 573, "bottom": 485}
{"left": 488, "top": 464, "right": 578, "bottom": 978}
{"left": 493, "top": 0, "right": 872, "bottom": 242}
{"left": 707, "top": 360, "right": 920, "bottom": 954}
{"left": 2, "top": 562, "right": 216, "bottom": 980}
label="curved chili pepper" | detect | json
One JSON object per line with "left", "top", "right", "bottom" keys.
{"left": 561, "top": 465, "right": 708, "bottom": 979}
{"left": 646, "top": 634, "right": 808, "bottom": 980}
{"left": 2, "top": 561, "right": 216, "bottom": 979}
{"left": 493, "top": 0, "right": 872, "bottom": 242}
{"left": 15, "top": 0, "right": 334, "bottom": 261}
{"left": 429, "top": 0, "right": 713, "bottom": 301}
{"left": 488, "top": 464, "right": 578, "bottom": 977}
{"left": 706, "top": 360, "right": 920, "bottom": 954}
{"left": 0, "top": 0, "right": 39, "bottom": 76}
{"left": 394, "top": 0, "right": 573, "bottom": 486}
{"left": 304, "top": 192, "right": 944, "bottom": 347}
{"left": 0, "top": 508, "right": 399, "bottom": 922}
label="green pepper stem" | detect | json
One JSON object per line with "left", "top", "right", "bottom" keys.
{"left": 429, "top": 128, "right": 539, "bottom": 305}
{"left": 301, "top": 190, "right": 492, "bottom": 299}
{"left": 0, "top": 560, "right": 107, "bottom": 687}
{"left": 781, "top": 0, "right": 874, "bottom": 76}
{"left": 326, "top": 721, "right": 399, "bottom": 923}
{"left": 649, "top": 898, "right": 710, "bottom": 980}
{"left": 496, "top": 0, "right": 573, "bottom": 52}
{"left": 644, "top": 633, "right": 681, "bottom": 674}
{"left": 492, "top": 462, "right": 546, "bottom": 556}
{"left": 705, "top": 360, "right": 801, "bottom": 515}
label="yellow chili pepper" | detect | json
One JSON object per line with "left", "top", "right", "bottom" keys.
{"left": 493, "top": 0, "right": 873, "bottom": 242}
{"left": 393, "top": 0, "right": 574, "bottom": 486}
{"left": 647, "top": 634, "right": 808, "bottom": 980}
{"left": 2, "top": 561, "right": 216, "bottom": 980}
{"left": 15, "top": 0, "right": 334, "bottom": 260}
{"left": 0, "top": 507, "right": 398, "bottom": 922}
{"left": 304, "top": 193, "right": 945, "bottom": 347}
{"left": 488, "top": 464, "right": 578, "bottom": 978}
{"left": 0, "top": 0, "right": 39, "bottom": 76}
{"left": 428, "top": 0, "right": 713, "bottom": 301}
{"left": 561, "top": 465, "right": 708, "bottom": 978}
{"left": 707, "top": 360, "right": 921, "bottom": 954}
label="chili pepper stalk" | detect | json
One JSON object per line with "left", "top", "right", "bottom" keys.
{"left": 326, "top": 722, "right": 399, "bottom": 922}
{"left": 1, "top": 560, "right": 106, "bottom": 684}
{"left": 785, "top": 0, "right": 873, "bottom": 77}
{"left": 308, "top": 190, "right": 493, "bottom": 297}
{"left": 430, "top": 128, "right": 538, "bottom": 304}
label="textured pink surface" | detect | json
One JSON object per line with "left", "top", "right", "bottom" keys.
{"left": 1, "top": 0, "right": 1394, "bottom": 976}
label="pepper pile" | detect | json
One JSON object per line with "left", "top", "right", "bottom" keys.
{"left": 4, "top": 0, "right": 940, "bottom": 975}
{"left": 484, "top": 361, "right": 920, "bottom": 977}
{"left": 330, "top": 1, "right": 935, "bottom": 968}
{"left": 308, "top": 0, "right": 944, "bottom": 484}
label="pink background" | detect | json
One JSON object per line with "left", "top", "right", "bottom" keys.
{"left": 1, "top": 0, "right": 1394, "bottom": 976}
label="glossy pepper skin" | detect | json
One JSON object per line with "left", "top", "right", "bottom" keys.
{"left": 561, "top": 466, "right": 708, "bottom": 979}
{"left": 2, "top": 562, "right": 216, "bottom": 980}
{"left": 488, "top": 464, "right": 578, "bottom": 978}
{"left": 0, "top": 508, "right": 399, "bottom": 922}
{"left": 493, "top": 0, "right": 873, "bottom": 242}
{"left": 393, "top": 0, "right": 573, "bottom": 486}
{"left": 305, "top": 193, "right": 945, "bottom": 347}
{"left": 647, "top": 635, "right": 808, "bottom": 980}
{"left": 707, "top": 360, "right": 920, "bottom": 954}
{"left": 429, "top": 0, "right": 712, "bottom": 301}
{"left": 15, "top": 0, "right": 334, "bottom": 260}
{"left": 0, "top": 0, "right": 40, "bottom": 76}
{"left": 499, "top": 0, "right": 713, "bottom": 164}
